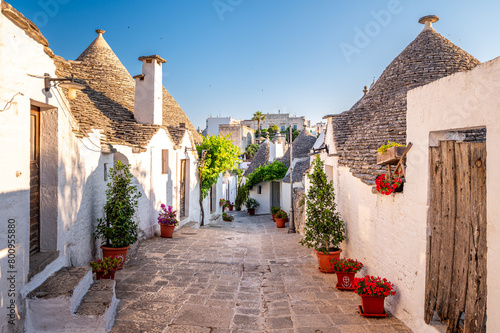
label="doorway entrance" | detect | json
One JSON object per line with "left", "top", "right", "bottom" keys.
{"left": 30, "top": 106, "right": 41, "bottom": 256}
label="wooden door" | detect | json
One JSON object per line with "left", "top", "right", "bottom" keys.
{"left": 179, "top": 159, "right": 186, "bottom": 218}
{"left": 425, "top": 140, "right": 487, "bottom": 332}
{"left": 30, "top": 106, "right": 41, "bottom": 256}
{"left": 271, "top": 181, "right": 280, "bottom": 208}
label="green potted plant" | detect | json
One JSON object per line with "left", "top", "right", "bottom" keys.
{"left": 158, "top": 204, "right": 178, "bottom": 238}
{"left": 222, "top": 211, "right": 234, "bottom": 222}
{"left": 271, "top": 206, "right": 280, "bottom": 221}
{"left": 274, "top": 209, "right": 288, "bottom": 228}
{"left": 94, "top": 161, "right": 142, "bottom": 269}
{"left": 245, "top": 197, "right": 259, "bottom": 215}
{"left": 90, "top": 257, "right": 122, "bottom": 280}
{"left": 330, "top": 258, "right": 364, "bottom": 291}
{"left": 300, "top": 155, "right": 345, "bottom": 273}
{"left": 353, "top": 275, "right": 396, "bottom": 317}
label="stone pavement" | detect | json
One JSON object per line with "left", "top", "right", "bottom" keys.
{"left": 111, "top": 211, "right": 412, "bottom": 333}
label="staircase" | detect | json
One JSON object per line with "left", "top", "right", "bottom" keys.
{"left": 25, "top": 266, "right": 119, "bottom": 332}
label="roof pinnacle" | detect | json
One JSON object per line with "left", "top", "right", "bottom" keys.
{"left": 95, "top": 29, "right": 105, "bottom": 35}
{"left": 418, "top": 15, "right": 439, "bottom": 31}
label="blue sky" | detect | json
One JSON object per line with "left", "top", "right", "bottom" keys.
{"left": 8, "top": 0, "right": 500, "bottom": 130}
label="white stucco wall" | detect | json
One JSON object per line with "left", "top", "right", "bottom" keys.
{"left": 407, "top": 56, "right": 500, "bottom": 332}
{"left": 248, "top": 182, "right": 271, "bottom": 214}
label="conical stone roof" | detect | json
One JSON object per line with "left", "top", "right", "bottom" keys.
{"left": 331, "top": 18, "right": 480, "bottom": 184}
{"left": 279, "top": 130, "right": 317, "bottom": 169}
{"left": 56, "top": 30, "right": 201, "bottom": 148}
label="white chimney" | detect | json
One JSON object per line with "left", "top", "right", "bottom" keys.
{"left": 133, "top": 55, "right": 166, "bottom": 125}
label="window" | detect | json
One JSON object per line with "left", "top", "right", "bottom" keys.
{"left": 162, "top": 149, "right": 169, "bottom": 174}
{"left": 258, "top": 186, "right": 262, "bottom": 194}
{"left": 281, "top": 125, "right": 285, "bottom": 131}
{"left": 293, "top": 125, "right": 297, "bottom": 130}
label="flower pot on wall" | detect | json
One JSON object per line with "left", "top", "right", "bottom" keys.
{"left": 101, "top": 245, "right": 129, "bottom": 270}
{"left": 275, "top": 218, "right": 286, "bottom": 228}
{"left": 160, "top": 224, "right": 175, "bottom": 238}
{"left": 314, "top": 249, "right": 342, "bottom": 273}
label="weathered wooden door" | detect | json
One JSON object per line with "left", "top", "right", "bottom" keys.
{"left": 271, "top": 181, "right": 280, "bottom": 208}
{"left": 179, "top": 159, "right": 186, "bottom": 218}
{"left": 425, "top": 140, "right": 487, "bottom": 332}
{"left": 30, "top": 106, "right": 41, "bottom": 256}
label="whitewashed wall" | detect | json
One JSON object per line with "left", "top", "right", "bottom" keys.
{"left": 248, "top": 182, "right": 271, "bottom": 214}
{"left": 407, "top": 56, "right": 500, "bottom": 332}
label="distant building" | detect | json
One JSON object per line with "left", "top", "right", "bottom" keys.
{"left": 219, "top": 124, "right": 255, "bottom": 152}
{"left": 311, "top": 121, "right": 326, "bottom": 135}
{"left": 205, "top": 116, "right": 240, "bottom": 136}
{"left": 241, "top": 112, "right": 310, "bottom": 132}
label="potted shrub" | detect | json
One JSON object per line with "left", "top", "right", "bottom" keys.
{"left": 90, "top": 257, "right": 122, "bottom": 280}
{"left": 158, "top": 204, "right": 178, "bottom": 238}
{"left": 95, "top": 161, "right": 142, "bottom": 269}
{"left": 223, "top": 201, "right": 234, "bottom": 212}
{"left": 274, "top": 210, "right": 288, "bottom": 228}
{"left": 222, "top": 212, "right": 234, "bottom": 222}
{"left": 330, "top": 258, "right": 364, "bottom": 290}
{"left": 376, "top": 142, "right": 406, "bottom": 165}
{"left": 271, "top": 206, "right": 280, "bottom": 221}
{"left": 219, "top": 198, "right": 226, "bottom": 207}
{"left": 245, "top": 198, "right": 259, "bottom": 215}
{"left": 375, "top": 171, "right": 403, "bottom": 195}
{"left": 300, "top": 155, "right": 345, "bottom": 273}
{"left": 353, "top": 275, "right": 396, "bottom": 317}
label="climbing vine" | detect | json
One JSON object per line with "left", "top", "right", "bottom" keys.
{"left": 235, "top": 160, "right": 288, "bottom": 209}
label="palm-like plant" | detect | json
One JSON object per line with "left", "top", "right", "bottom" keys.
{"left": 252, "top": 111, "right": 266, "bottom": 138}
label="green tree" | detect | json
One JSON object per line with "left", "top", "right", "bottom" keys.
{"left": 252, "top": 111, "right": 266, "bottom": 138}
{"left": 95, "top": 161, "right": 142, "bottom": 248}
{"left": 245, "top": 143, "right": 260, "bottom": 159}
{"left": 269, "top": 125, "right": 279, "bottom": 134}
{"left": 196, "top": 135, "right": 241, "bottom": 226}
{"left": 299, "top": 155, "right": 345, "bottom": 254}
{"left": 285, "top": 127, "right": 300, "bottom": 142}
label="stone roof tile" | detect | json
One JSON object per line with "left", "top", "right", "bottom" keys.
{"left": 331, "top": 24, "right": 480, "bottom": 184}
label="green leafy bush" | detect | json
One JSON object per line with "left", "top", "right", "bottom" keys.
{"left": 95, "top": 161, "right": 142, "bottom": 248}
{"left": 271, "top": 206, "right": 281, "bottom": 215}
{"left": 299, "top": 155, "right": 345, "bottom": 254}
{"left": 245, "top": 197, "right": 260, "bottom": 210}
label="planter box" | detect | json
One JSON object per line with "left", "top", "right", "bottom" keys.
{"left": 376, "top": 146, "right": 406, "bottom": 166}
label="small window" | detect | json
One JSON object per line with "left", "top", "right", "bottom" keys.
{"left": 293, "top": 125, "right": 297, "bottom": 130}
{"left": 258, "top": 186, "right": 262, "bottom": 194}
{"left": 281, "top": 126, "right": 285, "bottom": 131}
{"left": 162, "top": 149, "right": 169, "bottom": 174}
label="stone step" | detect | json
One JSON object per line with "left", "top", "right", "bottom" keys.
{"left": 25, "top": 266, "right": 118, "bottom": 332}
{"left": 74, "top": 279, "right": 119, "bottom": 332}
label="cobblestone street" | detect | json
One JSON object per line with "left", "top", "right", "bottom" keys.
{"left": 111, "top": 212, "right": 412, "bottom": 333}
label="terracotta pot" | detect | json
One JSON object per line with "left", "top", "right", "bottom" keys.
{"left": 160, "top": 224, "right": 175, "bottom": 238}
{"left": 272, "top": 214, "right": 276, "bottom": 221}
{"left": 275, "top": 218, "right": 286, "bottom": 228}
{"left": 95, "top": 270, "right": 116, "bottom": 280}
{"left": 314, "top": 249, "right": 342, "bottom": 273}
{"left": 229, "top": 205, "right": 233, "bottom": 211}
{"left": 360, "top": 295, "right": 386, "bottom": 315}
{"left": 248, "top": 209, "right": 255, "bottom": 215}
{"left": 335, "top": 271, "right": 355, "bottom": 290}
{"left": 101, "top": 245, "right": 130, "bottom": 270}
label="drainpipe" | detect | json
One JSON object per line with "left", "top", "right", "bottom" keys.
{"left": 288, "top": 126, "right": 296, "bottom": 233}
